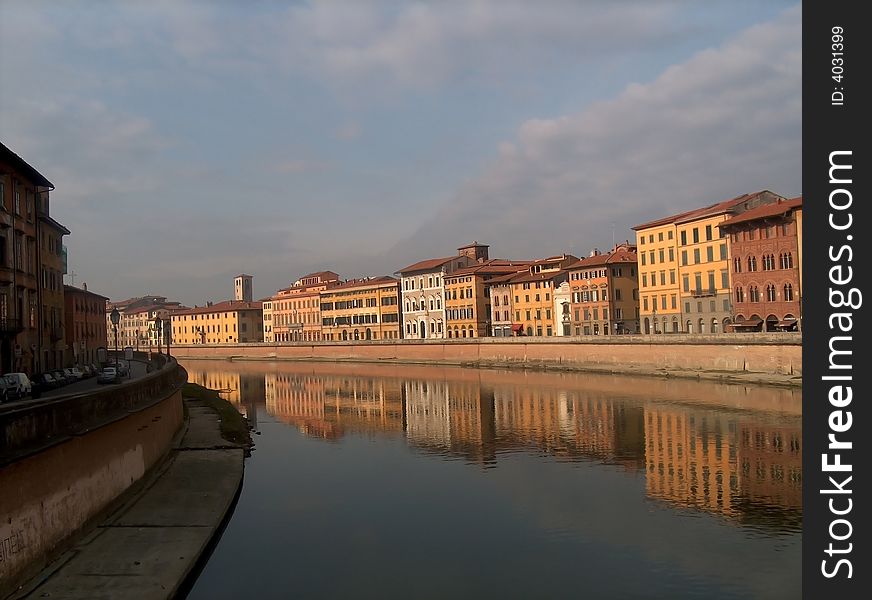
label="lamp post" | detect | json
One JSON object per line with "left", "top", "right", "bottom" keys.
{"left": 134, "top": 329, "right": 139, "bottom": 352}
{"left": 154, "top": 315, "right": 163, "bottom": 355}
{"left": 165, "top": 318, "right": 172, "bottom": 357}
{"left": 110, "top": 307, "right": 120, "bottom": 364}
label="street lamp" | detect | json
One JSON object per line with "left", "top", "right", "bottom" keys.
{"left": 110, "top": 307, "right": 120, "bottom": 363}
{"left": 165, "top": 317, "right": 172, "bottom": 357}
{"left": 154, "top": 315, "right": 163, "bottom": 355}
{"left": 135, "top": 329, "right": 139, "bottom": 352}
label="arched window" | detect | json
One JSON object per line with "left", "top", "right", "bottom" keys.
{"left": 749, "top": 286, "right": 760, "bottom": 302}
{"left": 748, "top": 256, "right": 757, "bottom": 272}
{"left": 733, "top": 257, "right": 742, "bottom": 273}
{"left": 784, "top": 283, "right": 794, "bottom": 301}
{"left": 781, "top": 252, "right": 794, "bottom": 269}
{"left": 762, "top": 254, "right": 775, "bottom": 270}
{"left": 735, "top": 287, "right": 745, "bottom": 303}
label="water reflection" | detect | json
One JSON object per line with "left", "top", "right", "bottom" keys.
{"left": 183, "top": 361, "right": 801, "bottom": 535}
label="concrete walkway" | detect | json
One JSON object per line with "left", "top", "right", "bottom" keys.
{"left": 11, "top": 398, "right": 244, "bottom": 600}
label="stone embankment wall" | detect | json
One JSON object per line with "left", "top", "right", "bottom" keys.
{"left": 171, "top": 333, "right": 802, "bottom": 380}
{"left": 0, "top": 359, "right": 186, "bottom": 597}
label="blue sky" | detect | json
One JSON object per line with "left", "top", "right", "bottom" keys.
{"left": 0, "top": 1, "right": 801, "bottom": 306}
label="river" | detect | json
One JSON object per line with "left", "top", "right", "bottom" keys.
{"left": 180, "top": 360, "right": 801, "bottom": 600}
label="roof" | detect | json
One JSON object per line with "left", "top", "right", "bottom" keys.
{"left": 445, "top": 260, "right": 533, "bottom": 279}
{"left": 719, "top": 196, "right": 802, "bottom": 228}
{"left": 0, "top": 140, "right": 53, "bottom": 188}
{"left": 172, "top": 300, "right": 263, "bottom": 316}
{"left": 64, "top": 285, "right": 109, "bottom": 301}
{"left": 567, "top": 248, "right": 638, "bottom": 270}
{"left": 235, "top": 274, "right": 252, "bottom": 278}
{"left": 396, "top": 256, "right": 457, "bottom": 274}
{"left": 39, "top": 214, "right": 71, "bottom": 235}
{"left": 632, "top": 190, "right": 783, "bottom": 230}
{"left": 500, "top": 270, "right": 567, "bottom": 285}
{"left": 297, "top": 270, "right": 339, "bottom": 281}
{"left": 457, "top": 240, "right": 489, "bottom": 249}
{"left": 323, "top": 276, "right": 399, "bottom": 292}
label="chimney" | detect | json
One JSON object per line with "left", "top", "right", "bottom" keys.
{"left": 83, "top": 282, "right": 88, "bottom": 291}
{"left": 590, "top": 248, "right": 600, "bottom": 257}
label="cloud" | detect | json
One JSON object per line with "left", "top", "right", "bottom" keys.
{"left": 386, "top": 6, "right": 801, "bottom": 262}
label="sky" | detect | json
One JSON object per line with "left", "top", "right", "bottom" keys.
{"left": 0, "top": 1, "right": 801, "bottom": 306}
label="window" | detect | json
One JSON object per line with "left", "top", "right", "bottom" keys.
{"left": 734, "top": 257, "right": 742, "bottom": 273}
{"left": 680, "top": 230, "right": 687, "bottom": 246}
{"left": 682, "top": 274, "right": 689, "bottom": 292}
{"left": 781, "top": 252, "right": 794, "bottom": 269}
{"left": 784, "top": 283, "right": 794, "bottom": 301}
{"left": 705, "top": 224, "right": 712, "bottom": 240}
{"left": 749, "top": 286, "right": 760, "bottom": 302}
{"left": 766, "top": 284, "right": 776, "bottom": 302}
{"left": 693, "top": 248, "right": 700, "bottom": 264}
{"left": 661, "top": 296, "right": 667, "bottom": 310}
{"left": 706, "top": 246, "right": 714, "bottom": 262}
{"left": 721, "top": 269, "right": 729, "bottom": 288}
{"left": 641, "top": 253, "right": 646, "bottom": 266}
{"left": 748, "top": 256, "right": 757, "bottom": 272}
{"left": 670, "top": 270, "right": 676, "bottom": 285}
{"left": 720, "top": 244, "right": 727, "bottom": 260}
{"left": 708, "top": 272, "right": 715, "bottom": 291}
{"left": 694, "top": 273, "right": 702, "bottom": 292}
{"left": 659, "top": 271, "right": 666, "bottom": 286}
{"left": 643, "top": 297, "right": 648, "bottom": 311}
{"left": 669, "top": 248, "right": 674, "bottom": 262}
{"left": 639, "top": 236, "right": 644, "bottom": 246}
{"left": 692, "top": 228, "right": 699, "bottom": 243}
{"left": 668, "top": 230, "right": 674, "bottom": 240}
{"left": 642, "top": 274, "right": 648, "bottom": 288}
{"left": 658, "top": 232, "right": 664, "bottom": 242}
{"left": 659, "top": 249, "right": 665, "bottom": 263}
{"left": 671, "top": 294, "right": 677, "bottom": 309}
{"left": 649, "top": 251, "right": 655, "bottom": 264}
{"left": 615, "top": 289, "right": 622, "bottom": 301}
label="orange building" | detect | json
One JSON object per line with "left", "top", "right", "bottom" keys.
{"left": 269, "top": 271, "right": 339, "bottom": 342}
{"left": 319, "top": 276, "right": 401, "bottom": 341}
{"left": 171, "top": 300, "right": 264, "bottom": 344}
{"left": 565, "top": 243, "right": 639, "bottom": 335}
{"left": 444, "top": 260, "right": 531, "bottom": 338}
{"left": 63, "top": 284, "right": 108, "bottom": 367}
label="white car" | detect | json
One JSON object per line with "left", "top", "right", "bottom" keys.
{"left": 98, "top": 367, "right": 119, "bottom": 384}
{"left": 3, "top": 373, "right": 32, "bottom": 399}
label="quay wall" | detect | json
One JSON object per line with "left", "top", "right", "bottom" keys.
{"left": 170, "top": 333, "right": 802, "bottom": 380}
{"left": 0, "top": 360, "right": 186, "bottom": 596}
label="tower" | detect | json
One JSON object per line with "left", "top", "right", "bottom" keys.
{"left": 235, "top": 274, "right": 253, "bottom": 302}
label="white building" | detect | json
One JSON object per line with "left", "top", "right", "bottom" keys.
{"left": 396, "top": 242, "right": 489, "bottom": 339}
{"left": 553, "top": 281, "right": 572, "bottom": 336}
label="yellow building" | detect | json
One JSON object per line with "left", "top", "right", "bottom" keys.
{"left": 171, "top": 300, "right": 264, "bottom": 344}
{"left": 319, "top": 276, "right": 401, "bottom": 341}
{"left": 444, "top": 261, "right": 531, "bottom": 338}
{"left": 633, "top": 190, "right": 783, "bottom": 334}
{"left": 499, "top": 255, "right": 577, "bottom": 337}
{"left": 269, "top": 271, "right": 339, "bottom": 343}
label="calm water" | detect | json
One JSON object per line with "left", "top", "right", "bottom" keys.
{"left": 182, "top": 360, "right": 801, "bottom": 600}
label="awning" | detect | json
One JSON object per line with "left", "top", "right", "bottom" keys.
{"left": 512, "top": 324, "right": 524, "bottom": 332}
{"left": 732, "top": 320, "right": 763, "bottom": 328}
{"left": 776, "top": 319, "right": 798, "bottom": 328}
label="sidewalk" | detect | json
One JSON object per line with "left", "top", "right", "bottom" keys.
{"left": 11, "top": 397, "right": 244, "bottom": 600}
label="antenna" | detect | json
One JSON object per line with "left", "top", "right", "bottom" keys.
{"left": 68, "top": 270, "right": 78, "bottom": 286}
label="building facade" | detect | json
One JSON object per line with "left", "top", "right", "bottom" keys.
{"left": 269, "top": 271, "right": 339, "bottom": 342}
{"left": 1, "top": 141, "right": 71, "bottom": 374}
{"left": 566, "top": 244, "right": 639, "bottom": 336}
{"left": 106, "top": 295, "right": 183, "bottom": 350}
{"left": 633, "top": 190, "right": 784, "bottom": 334}
{"left": 719, "top": 197, "right": 802, "bottom": 331}
{"left": 171, "top": 300, "right": 264, "bottom": 344}
{"left": 320, "top": 276, "right": 401, "bottom": 341}
{"left": 64, "top": 284, "right": 109, "bottom": 366}
{"left": 397, "top": 242, "right": 488, "bottom": 339}
{"left": 234, "top": 274, "right": 253, "bottom": 302}
{"left": 444, "top": 261, "right": 531, "bottom": 338}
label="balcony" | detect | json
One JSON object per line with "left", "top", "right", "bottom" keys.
{"left": 691, "top": 287, "right": 717, "bottom": 298}
{"left": 0, "top": 318, "right": 23, "bottom": 335}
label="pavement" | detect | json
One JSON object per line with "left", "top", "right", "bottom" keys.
{"left": 10, "top": 397, "right": 245, "bottom": 600}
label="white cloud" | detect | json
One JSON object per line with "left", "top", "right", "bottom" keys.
{"left": 387, "top": 6, "right": 801, "bottom": 261}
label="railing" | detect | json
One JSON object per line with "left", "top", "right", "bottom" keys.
{"left": 691, "top": 287, "right": 717, "bottom": 298}
{"left": 0, "top": 318, "right": 24, "bottom": 334}
{"left": 0, "top": 356, "right": 186, "bottom": 466}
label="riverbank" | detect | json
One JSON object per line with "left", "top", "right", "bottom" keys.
{"left": 8, "top": 387, "right": 248, "bottom": 600}
{"left": 171, "top": 333, "right": 802, "bottom": 387}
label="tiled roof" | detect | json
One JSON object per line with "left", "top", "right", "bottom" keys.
{"left": 396, "top": 256, "right": 457, "bottom": 274}
{"left": 567, "top": 249, "right": 637, "bottom": 269}
{"left": 64, "top": 285, "right": 109, "bottom": 301}
{"left": 172, "top": 300, "right": 263, "bottom": 316}
{"left": 298, "top": 270, "right": 339, "bottom": 281}
{"left": 0, "top": 140, "right": 53, "bottom": 188}
{"left": 446, "top": 260, "right": 533, "bottom": 278}
{"left": 719, "top": 196, "right": 802, "bottom": 228}
{"left": 502, "top": 270, "right": 567, "bottom": 285}
{"left": 633, "top": 190, "right": 783, "bottom": 230}
{"left": 325, "top": 276, "right": 399, "bottom": 292}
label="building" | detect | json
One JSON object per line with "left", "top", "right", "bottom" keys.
{"left": 234, "top": 274, "right": 253, "bottom": 302}
{"left": 320, "top": 276, "right": 401, "bottom": 341}
{"left": 262, "top": 297, "right": 274, "bottom": 343}
{"left": 565, "top": 243, "right": 639, "bottom": 336}
{"left": 1, "top": 141, "right": 71, "bottom": 374}
{"left": 397, "top": 242, "right": 488, "bottom": 339}
{"left": 64, "top": 283, "right": 109, "bottom": 366}
{"left": 443, "top": 260, "right": 532, "bottom": 338}
{"left": 171, "top": 300, "right": 264, "bottom": 344}
{"left": 633, "top": 190, "right": 784, "bottom": 334}
{"left": 105, "top": 295, "right": 183, "bottom": 351}
{"left": 268, "top": 271, "right": 339, "bottom": 342}
{"left": 495, "top": 254, "right": 577, "bottom": 337}
{"left": 719, "top": 196, "right": 802, "bottom": 332}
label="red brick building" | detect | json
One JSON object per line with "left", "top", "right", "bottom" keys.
{"left": 64, "top": 284, "right": 109, "bottom": 366}
{"left": 719, "top": 197, "right": 802, "bottom": 331}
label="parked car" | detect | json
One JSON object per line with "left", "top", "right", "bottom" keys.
{"left": 98, "top": 366, "right": 119, "bottom": 384}
{"left": 80, "top": 365, "right": 94, "bottom": 378}
{"left": 114, "top": 360, "right": 130, "bottom": 377}
{"left": 32, "top": 372, "right": 59, "bottom": 390}
{"left": 3, "top": 373, "right": 32, "bottom": 399}
{"left": 65, "top": 367, "right": 83, "bottom": 381}
{"left": 52, "top": 370, "right": 72, "bottom": 385}
{"left": 0, "top": 378, "right": 9, "bottom": 402}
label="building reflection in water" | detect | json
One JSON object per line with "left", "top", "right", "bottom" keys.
{"left": 182, "top": 362, "right": 801, "bottom": 533}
